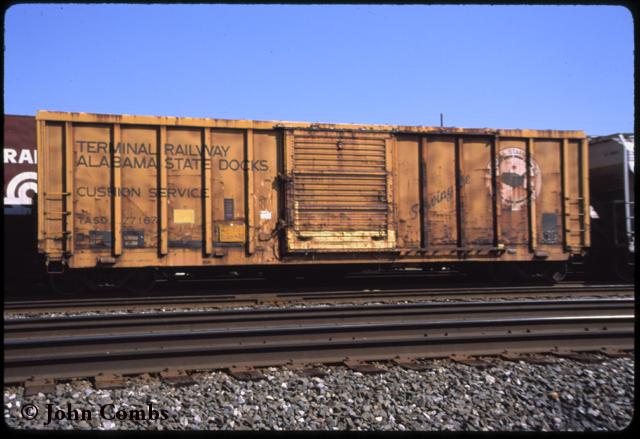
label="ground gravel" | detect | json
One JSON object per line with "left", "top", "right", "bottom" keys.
{"left": 4, "top": 355, "right": 633, "bottom": 431}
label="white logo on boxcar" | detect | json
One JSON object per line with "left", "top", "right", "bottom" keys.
{"left": 4, "top": 171, "right": 37, "bottom": 205}
{"left": 486, "top": 148, "right": 541, "bottom": 211}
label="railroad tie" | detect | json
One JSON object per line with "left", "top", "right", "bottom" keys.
{"left": 449, "top": 354, "right": 493, "bottom": 369}
{"left": 226, "top": 366, "right": 265, "bottom": 381}
{"left": 93, "top": 373, "right": 126, "bottom": 390}
{"left": 549, "top": 351, "right": 606, "bottom": 364}
{"left": 500, "top": 352, "right": 557, "bottom": 365}
{"left": 392, "top": 356, "right": 432, "bottom": 371}
{"left": 159, "top": 369, "right": 195, "bottom": 387}
{"left": 292, "top": 364, "right": 328, "bottom": 378}
{"left": 24, "top": 377, "right": 56, "bottom": 396}
{"left": 599, "top": 348, "right": 632, "bottom": 358}
{"left": 300, "top": 367, "right": 328, "bottom": 378}
{"left": 343, "top": 360, "right": 386, "bottom": 374}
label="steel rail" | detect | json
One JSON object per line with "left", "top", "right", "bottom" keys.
{"left": 4, "top": 298, "right": 634, "bottom": 338}
{"left": 4, "top": 303, "right": 634, "bottom": 383}
{"left": 274, "top": 284, "right": 632, "bottom": 299}
{"left": 4, "top": 284, "right": 633, "bottom": 314}
{"left": 4, "top": 316, "right": 633, "bottom": 382}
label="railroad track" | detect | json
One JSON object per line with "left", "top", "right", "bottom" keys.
{"left": 4, "top": 283, "right": 633, "bottom": 314}
{"left": 4, "top": 297, "right": 634, "bottom": 384}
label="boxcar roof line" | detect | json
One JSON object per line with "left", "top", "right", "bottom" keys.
{"left": 36, "top": 111, "right": 585, "bottom": 139}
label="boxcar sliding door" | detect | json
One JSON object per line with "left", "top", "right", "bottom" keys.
{"left": 282, "top": 129, "right": 396, "bottom": 252}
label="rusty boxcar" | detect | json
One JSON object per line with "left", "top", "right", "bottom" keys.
{"left": 36, "top": 111, "right": 589, "bottom": 292}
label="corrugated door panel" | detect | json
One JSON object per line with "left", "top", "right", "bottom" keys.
{"left": 497, "top": 139, "right": 529, "bottom": 245}
{"left": 73, "top": 125, "right": 112, "bottom": 253}
{"left": 165, "top": 128, "right": 203, "bottom": 249}
{"left": 533, "top": 140, "right": 562, "bottom": 249}
{"left": 42, "top": 123, "right": 65, "bottom": 256}
{"left": 286, "top": 130, "right": 396, "bottom": 251}
{"left": 460, "top": 138, "right": 494, "bottom": 246}
{"left": 565, "top": 140, "right": 583, "bottom": 250}
{"left": 423, "top": 136, "right": 457, "bottom": 247}
{"left": 119, "top": 127, "right": 159, "bottom": 250}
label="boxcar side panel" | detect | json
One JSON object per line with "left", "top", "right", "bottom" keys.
{"left": 120, "top": 126, "right": 159, "bottom": 252}
{"left": 165, "top": 128, "right": 204, "bottom": 256}
{"left": 40, "top": 123, "right": 65, "bottom": 258}
{"left": 423, "top": 136, "right": 457, "bottom": 248}
{"left": 251, "top": 131, "right": 280, "bottom": 262}
{"left": 564, "top": 140, "right": 584, "bottom": 251}
{"left": 532, "top": 139, "right": 563, "bottom": 252}
{"left": 395, "top": 136, "right": 421, "bottom": 248}
{"left": 211, "top": 129, "right": 247, "bottom": 263}
{"left": 459, "top": 137, "right": 494, "bottom": 247}
{"left": 73, "top": 125, "right": 113, "bottom": 256}
{"left": 496, "top": 138, "right": 529, "bottom": 245}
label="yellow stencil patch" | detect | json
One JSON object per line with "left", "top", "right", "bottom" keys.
{"left": 218, "top": 225, "right": 245, "bottom": 242}
{"left": 173, "top": 209, "right": 195, "bottom": 224}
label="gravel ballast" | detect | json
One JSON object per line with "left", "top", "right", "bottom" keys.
{"left": 4, "top": 355, "right": 633, "bottom": 431}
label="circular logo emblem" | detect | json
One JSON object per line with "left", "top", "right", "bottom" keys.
{"left": 4, "top": 171, "right": 37, "bottom": 206}
{"left": 486, "top": 148, "right": 541, "bottom": 211}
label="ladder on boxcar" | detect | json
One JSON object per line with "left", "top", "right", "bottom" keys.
{"left": 564, "top": 194, "right": 587, "bottom": 251}
{"left": 42, "top": 191, "right": 72, "bottom": 264}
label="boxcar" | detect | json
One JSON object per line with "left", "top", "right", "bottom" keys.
{"left": 36, "top": 111, "right": 590, "bottom": 291}
{"left": 4, "top": 115, "right": 45, "bottom": 290}
{"left": 588, "top": 133, "right": 634, "bottom": 282}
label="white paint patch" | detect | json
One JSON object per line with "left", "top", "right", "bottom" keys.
{"left": 260, "top": 210, "right": 272, "bottom": 220}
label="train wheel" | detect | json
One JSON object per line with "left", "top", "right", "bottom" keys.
{"left": 49, "top": 271, "right": 88, "bottom": 296}
{"left": 125, "top": 269, "right": 157, "bottom": 294}
{"left": 542, "top": 263, "right": 567, "bottom": 284}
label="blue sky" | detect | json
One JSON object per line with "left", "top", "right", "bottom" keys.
{"left": 4, "top": 4, "right": 634, "bottom": 136}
